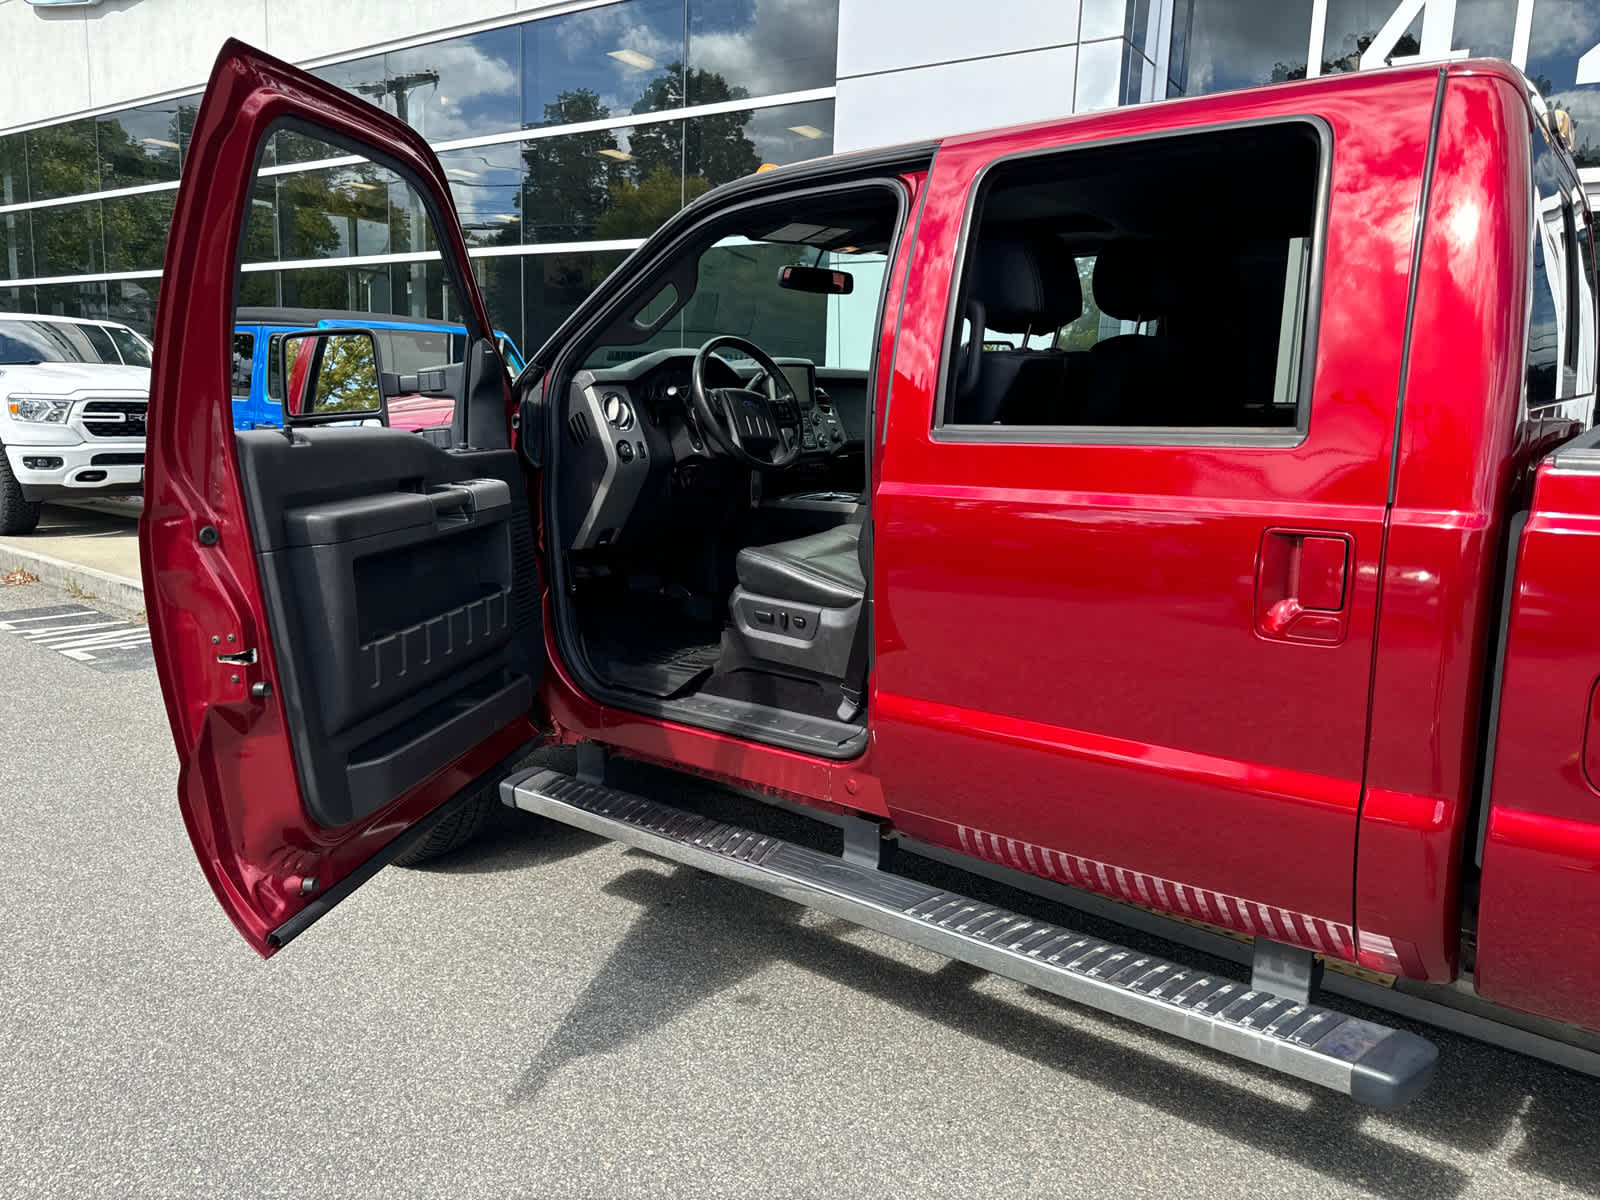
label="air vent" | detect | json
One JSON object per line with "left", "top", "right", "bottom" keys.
{"left": 567, "top": 411, "right": 593, "bottom": 445}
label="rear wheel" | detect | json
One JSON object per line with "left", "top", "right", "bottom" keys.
{"left": 0, "top": 450, "right": 41, "bottom": 536}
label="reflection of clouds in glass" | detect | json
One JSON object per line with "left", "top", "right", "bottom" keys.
{"left": 744, "top": 101, "right": 835, "bottom": 166}
{"left": 690, "top": 0, "right": 839, "bottom": 98}
{"left": 1179, "top": 0, "right": 1314, "bottom": 94}
{"left": 393, "top": 41, "right": 519, "bottom": 141}
{"left": 1529, "top": 0, "right": 1600, "bottom": 59}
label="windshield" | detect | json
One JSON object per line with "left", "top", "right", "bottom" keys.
{"left": 0, "top": 319, "right": 126, "bottom": 366}
{"left": 107, "top": 326, "right": 153, "bottom": 367}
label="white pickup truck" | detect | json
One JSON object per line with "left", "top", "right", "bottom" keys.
{"left": 0, "top": 312, "right": 151, "bottom": 535}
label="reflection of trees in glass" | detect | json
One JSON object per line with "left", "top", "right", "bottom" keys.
{"left": 287, "top": 334, "right": 380, "bottom": 413}
{"left": 523, "top": 89, "right": 623, "bottom": 242}
{"left": 1269, "top": 32, "right": 1419, "bottom": 82}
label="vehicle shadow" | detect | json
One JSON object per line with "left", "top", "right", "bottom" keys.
{"left": 500, "top": 860, "right": 1600, "bottom": 1199}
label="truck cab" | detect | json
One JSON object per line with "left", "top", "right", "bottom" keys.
{"left": 143, "top": 44, "right": 1600, "bottom": 1107}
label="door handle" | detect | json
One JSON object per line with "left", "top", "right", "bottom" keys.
{"left": 1255, "top": 529, "right": 1352, "bottom": 645}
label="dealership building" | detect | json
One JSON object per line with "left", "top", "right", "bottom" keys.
{"left": 1, "top": 0, "right": 1596, "bottom": 352}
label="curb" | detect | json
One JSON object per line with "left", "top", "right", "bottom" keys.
{"left": 0, "top": 542, "right": 145, "bottom": 616}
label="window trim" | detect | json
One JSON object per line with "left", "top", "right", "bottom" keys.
{"left": 931, "top": 113, "right": 1334, "bottom": 449}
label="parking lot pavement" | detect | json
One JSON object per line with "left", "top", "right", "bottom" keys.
{"left": 0, "top": 500, "right": 142, "bottom": 613}
{"left": 5, "top": 573, "right": 1600, "bottom": 1199}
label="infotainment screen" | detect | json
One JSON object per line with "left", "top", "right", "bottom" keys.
{"left": 777, "top": 360, "right": 815, "bottom": 407}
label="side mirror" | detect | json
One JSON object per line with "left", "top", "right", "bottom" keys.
{"left": 279, "top": 329, "right": 388, "bottom": 427}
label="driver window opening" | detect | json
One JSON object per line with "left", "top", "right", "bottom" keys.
{"left": 552, "top": 188, "right": 900, "bottom": 751}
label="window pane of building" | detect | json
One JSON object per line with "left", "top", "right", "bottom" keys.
{"left": 0, "top": 207, "right": 33, "bottom": 282}
{"left": 97, "top": 99, "right": 184, "bottom": 189}
{"left": 174, "top": 94, "right": 201, "bottom": 170}
{"left": 438, "top": 144, "right": 524, "bottom": 248}
{"left": 1, "top": 133, "right": 30, "bottom": 207}
{"left": 523, "top": 120, "right": 681, "bottom": 243}
{"left": 26, "top": 118, "right": 98, "bottom": 201}
{"left": 687, "top": 0, "right": 839, "bottom": 103}
{"left": 474, "top": 254, "right": 525, "bottom": 352}
{"left": 1168, "top": 0, "right": 1315, "bottom": 94}
{"left": 1527, "top": 1, "right": 1600, "bottom": 169}
{"left": 250, "top": 163, "right": 397, "bottom": 263}
{"left": 0, "top": 286, "right": 37, "bottom": 314}
{"left": 30, "top": 199, "right": 103, "bottom": 276}
{"left": 522, "top": 0, "right": 688, "bottom": 128}
{"left": 1321, "top": 0, "right": 1421, "bottom": 74}
{"left": 34, "top": 279, "right": 109, "bottom": 321}
{"left": 389, "top": 26, "right": 522, "bottom": 140}
{"left": 104, "top": 191, "right": 174, "bottom": 272}
{"left": 691, "top": 98, "right": 833, "bottom": 184}
{"left": 107, "top": 278, "right": 159, "bottom": 338}
{"left": 523, "top": 249, "right": 628, "bottom": 349}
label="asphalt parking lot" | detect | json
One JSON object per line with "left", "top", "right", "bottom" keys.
{"left": 4, "top": 573, "right": 1600, "bottom": 1199}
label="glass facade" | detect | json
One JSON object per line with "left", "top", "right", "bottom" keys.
{"left": 0, "top": 0, "right": 840, "bottom": 351}
{"left": 5, "top": 0, "right": 1600, "bottom": 344}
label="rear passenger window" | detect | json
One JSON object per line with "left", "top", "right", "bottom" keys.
{"left": 1526, "top": 122, "right": 1593, "bottom": 410}
{"left": 232, "top": 332, "right": 254, "bottom": 399}
{"left": 939, "top": 121, "right": 1322, "bottom": 438}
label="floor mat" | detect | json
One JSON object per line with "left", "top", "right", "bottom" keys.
{"left": 590, "top": 638, "right": 722, "bottom": 698}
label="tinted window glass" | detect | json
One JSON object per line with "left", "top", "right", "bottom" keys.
{"left": 1166, "top": 0, "right": 1316, "bottom": 93}
{"left": 0, "top": 319, "right": 117, "bottom": 364}
{"left": 30, "top": 199, "right": 103, "bottom": 276}
{"left": 687, "top": 0, "right": 839, "bottom": 103}
{"left": 107, "top": 323, "right": 152, "bottom": 366}
{"left": 1528, "top": 226, "right": 1560, "bottom": 408}
{"left": 26, "top": 118, "right": 97, "bottom": 201}
{"left": 79, "top": 323, "right": 118, "bottom": 362}
{"left": 943, "top": 121, "right": 1320, "bottom": 432}
{"left": 389, "top": 27, "right": 521, "bottom": 140}
{"left": 103, "top": 191, "right": 174, "bottom": 273}
{"left": 97, "top": 100, "right": 184, "bottom": 189}
{"left": 1527, "top": 1, "right": 1600, "bottom": 170}
{"left": 522, "top": 0, "right": 687, "bottom": 128}
{"left": 233, "top": 332, "right": 255, "bottom": 398}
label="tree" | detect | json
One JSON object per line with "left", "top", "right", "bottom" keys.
{"left": 522, "top": 89, "right": 623, "bottom": 243}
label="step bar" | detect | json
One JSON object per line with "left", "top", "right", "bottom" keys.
{"left": 501, "top": 767, "right": 1437, "bottom": 1108}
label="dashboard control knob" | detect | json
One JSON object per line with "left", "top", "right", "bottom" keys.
{"left": 616, "top": 439, "right": 634, "bottom": 463}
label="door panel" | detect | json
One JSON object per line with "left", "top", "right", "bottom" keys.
{"left": 1477, "top": 455, "right": 1600, "bottom": 1027}
{"left": 870, "top": 86, "right": 1436, "bottom": 959}
{"left": 143, "top": 41, "right": 542, "bottom": 956}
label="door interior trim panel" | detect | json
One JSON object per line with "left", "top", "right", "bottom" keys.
{"left": 236, "top": 428, "right": 542, "bottom": 827}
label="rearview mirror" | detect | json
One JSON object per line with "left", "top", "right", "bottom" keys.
{"left": 778, "top": 264, "right": 853, "bottom": 295}
{"left": 279, "top": 330, "right": 388, "bottom": 426}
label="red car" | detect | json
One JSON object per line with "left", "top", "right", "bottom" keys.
{"left": 143, "top": 43, "right": 1600, "bottom": 1109}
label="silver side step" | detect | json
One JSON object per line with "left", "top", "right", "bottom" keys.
{"left": 501, "top": 767, "right": 1437, "bottom": 1108}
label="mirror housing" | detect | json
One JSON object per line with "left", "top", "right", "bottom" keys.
{"left": 778, "top": 264, "right": 853, "bottom": 295}
{"left": 278, "top": 329, "right": 389, "bottom": 427}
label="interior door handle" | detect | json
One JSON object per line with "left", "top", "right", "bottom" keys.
{"left": 1255, "top": 529, "right": 1352, "bottom": 645}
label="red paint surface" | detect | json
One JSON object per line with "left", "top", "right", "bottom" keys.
{"left": 1353, "top": 69, "right": 1532, "bottom": 983}
{"left": 868, "top": 70, "right": 1450, "bottom": 960}
{"left": 1477, "top": 466, "right": 1600, "bottom": 1026}
{"left": 141, "top": 42, "right": 533, "bottom": 957}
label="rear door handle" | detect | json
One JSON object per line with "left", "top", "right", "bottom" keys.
{"left": 1255, "top": 529, "right": 1352, "bottom": 645}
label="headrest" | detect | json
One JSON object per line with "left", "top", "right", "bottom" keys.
{"left": 971, "top": 234, "right": 1083, "bottom": 334}
{"left": 1092, "top": 242, "right": 1179, "bottom": 323}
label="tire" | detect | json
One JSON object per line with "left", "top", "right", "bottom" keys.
{"left": 0, "top": 449, "right": 41, "bottom": 536}
{"left": 391, "top": 779, "right": 501, "bottom": 867}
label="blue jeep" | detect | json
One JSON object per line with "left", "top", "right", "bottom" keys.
{"left": 231, "top": 306, "right": 525, "bottom": 430}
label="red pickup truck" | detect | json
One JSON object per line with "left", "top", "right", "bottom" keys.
{"left": 143, "top": 43, "right": 1600, "bottom": 1109}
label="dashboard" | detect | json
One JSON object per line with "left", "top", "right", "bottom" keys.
{"left": 558, "top": 347, "right": 863, "bottom": 551}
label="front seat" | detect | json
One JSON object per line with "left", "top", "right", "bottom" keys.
{"left": 725, "top": 508, "right": 865, "bottom": 682}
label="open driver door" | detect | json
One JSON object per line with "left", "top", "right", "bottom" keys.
{"left": 142, "top": 42, "right": 546, "bottom": 956}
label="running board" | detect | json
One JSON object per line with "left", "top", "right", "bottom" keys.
{"left": 500, "top": 767, "right": 1437, "bottom": 1107}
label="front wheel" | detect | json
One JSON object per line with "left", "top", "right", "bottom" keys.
{"left": 0, "top": 450, "right": 41, "bottom": 536}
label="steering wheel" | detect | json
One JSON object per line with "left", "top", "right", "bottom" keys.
{"left": 690, "top": 334, "right": 802, "bottom": 470}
